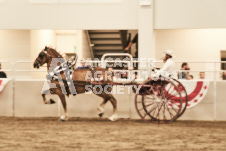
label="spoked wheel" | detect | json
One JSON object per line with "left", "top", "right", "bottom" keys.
{"left": 170, "top": 79, "right": 188, "bottom": 119}
{"left": 135, "top": 79, "right": 183, "bottom": 124}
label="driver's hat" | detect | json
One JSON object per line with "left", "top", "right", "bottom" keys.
{"left": 165, "top": 49, "right": 175, "bottom": 58}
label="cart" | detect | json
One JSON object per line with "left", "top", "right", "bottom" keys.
{"left": 100, "top": 53, "right": 188, "bottom": 124}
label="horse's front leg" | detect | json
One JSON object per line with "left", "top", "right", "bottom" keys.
{"left": 55, "top": 89, "right": 68, "bottom": 121}
{"left": 41, "top": 89, "right": 56, "bottom": 104}
{"left": 108, "top": 95, "right": 118, "bottom": 121}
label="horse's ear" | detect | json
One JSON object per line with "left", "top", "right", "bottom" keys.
{"left": 44, "top": 46, "right": 48, "bottom": 51}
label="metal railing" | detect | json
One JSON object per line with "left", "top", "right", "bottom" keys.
{"left": 1, "top": 59, "right": 226, "bottom": 120}
{"left": 1, "top": 59, "right": 226, "bottom": 80}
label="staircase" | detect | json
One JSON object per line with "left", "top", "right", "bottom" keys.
{"left": 88, "top": 30, "right": 128, "bottom": 59}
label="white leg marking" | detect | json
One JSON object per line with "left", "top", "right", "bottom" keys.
{"left": 108, "top": 114, "right": 118, "bottom": 122}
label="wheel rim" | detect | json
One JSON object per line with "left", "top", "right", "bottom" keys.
{"left": 135, "top": 94, "right": 153, "bottom": 122}
{"left": 135, "top": 80, "right": 183, "bottom": 124}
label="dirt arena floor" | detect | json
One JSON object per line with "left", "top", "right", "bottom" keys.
{"left": 0, "top": 117, "right": 226, "bottom": 151}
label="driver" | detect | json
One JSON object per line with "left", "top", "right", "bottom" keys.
{"left": 152, "top": 49, "right": 176, "bottom": 80}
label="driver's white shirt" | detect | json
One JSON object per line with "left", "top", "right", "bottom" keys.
{"left": 160, "top": 58, "right": 175, "bottom": 74}
{"left": 155, "top": 58, "right": 176, "bottom": 78}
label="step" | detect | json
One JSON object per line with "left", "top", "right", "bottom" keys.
{"left": 93, "top": 49, "right": 123, "bottom": 52}
{"left": 93, "top": 46, "right": 123, "bottom": 50}
{"left": 90, "top": 34, "right": 121, "bottom": 39}
{"left": 89, "top": 30, "right": 120, "bottom": 33}
{"left": 94, "top": 50, "right": 123, "bottom": 56}
{"left": 93, "top": 44, "right": 123, "bottom": 47}
{"left": 89, "top": 32, "right": 120, "bottom": 35}
{"left": 91, "top": 39, "right": 122, "bottom": 44}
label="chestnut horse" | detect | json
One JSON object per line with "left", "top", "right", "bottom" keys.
{"left": 33, "top": 46, "right": 118, "bottom": 121}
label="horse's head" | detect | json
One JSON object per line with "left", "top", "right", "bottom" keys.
{"left": 33, "top": 46, "right": 48, "bottom": 69}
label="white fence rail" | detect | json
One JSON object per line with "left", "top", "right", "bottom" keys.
{"left": 0, "top": 58, "right": 226, "bottom": 120}
{"left": 1, "top": 59, "right": 226, "bottom": 80}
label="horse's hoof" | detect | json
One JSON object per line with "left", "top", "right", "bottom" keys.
{"left": 59, "top": 118, "right": 66, "bottom": 122}
{"left": 97, "top": 107, "right": 104, "bottom": 118}
{"left": 59, "top": 115, "right": 69, "bottom": 121}
{"left": 45, "top": 99, "right": 55, "bottom": 104}
{"left": 50, "top": 99, "right": 55, "bottom": 104}
{"left": 108, "top": 114, "right": 118, "bottom": 122}
{"left": 98, "top": 113, "right": 104, "bottom": 118}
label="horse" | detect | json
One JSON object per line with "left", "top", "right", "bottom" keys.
{"left": 33, "top": 46, "right": 118, "bottom": 121}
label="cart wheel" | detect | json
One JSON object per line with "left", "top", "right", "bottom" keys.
{"left": 135, "top": 79, "right": 183, "bottom": 124}
{"left": 170, "top": 79, "right": 188, "bottom": 119}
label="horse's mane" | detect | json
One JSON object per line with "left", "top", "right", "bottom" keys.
{"left": 45, "top": 46, "right": 63, "bottom": 58}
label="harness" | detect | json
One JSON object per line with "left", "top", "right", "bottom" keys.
{"left": 47, "top": 56, "right": 77, "bottom": 80}
{"left": 46, "top": 56, "right": 98, "bottom": 96}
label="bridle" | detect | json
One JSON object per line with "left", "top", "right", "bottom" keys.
{"left": 37, "top": 51, "right": 46, "bottom": 64}
{"left": 36, "top": 47, "right": 63, "bottom": 67}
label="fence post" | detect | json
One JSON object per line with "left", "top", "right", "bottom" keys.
{"left": 11, "top": 61, "right": 15, "bottom": 117}
{"left": 213, "top": 61, "right": 217, "bottom": 121}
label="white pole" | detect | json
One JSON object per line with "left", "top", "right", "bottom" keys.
{"left": 11, "top": 61, "right": 15, "bottom": 117}
{"left": 213, "top": 62, "right": 217, "bottom": 121}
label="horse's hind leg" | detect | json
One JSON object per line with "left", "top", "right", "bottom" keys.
{"left": 108, "top": 94, "right": 118, "bottom": 121}
{"left": 97, "top": 93, "right": 118, "bottom": 121}
{"left": 97, "top": 98, "right": 109, "bottom": 118}
{"left": 97, "top": 94, "right": 118, "bottom": 121}
{"left": 94, "top": 85, "right": 118, "bottom": 121}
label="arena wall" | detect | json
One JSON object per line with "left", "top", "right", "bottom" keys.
{"left": 154, "top": 29, "right": 226, "bottom": 79}
{"left": 1, "top": 79, "right": 226, "bottom": 121}
{"left": 154, "top": 0, "right": 226, "bottom": 29}
{"left": 1, "top": 0, "right": 226, "bottom": 64}
{"left": 0, "top": 80, "right": 13, "bottom": 116}
{"left": 0, "top": 30, "right": 30, "bottom": 61}
{"left": 0, "top": 0, "right": 139, "bottom": 29}
{"left": 1, "top": 0, "right": 226, "bottom": 29}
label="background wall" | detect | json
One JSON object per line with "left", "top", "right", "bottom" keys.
{"left": 0, "top": 30, "right": 31, "bottom": 79}
{"left": 1, "top": 1, "right": 226, "bottom": 79}
{"left": 55, "top": 30, "right": 91, "bottom": 60}
{"left": 154, "top": 0, "right": 226, "bottom": 29}
{"left": 2, "top": 0, "right": 226, "bottom": 29}
{"left": 0, "top": 0, "right": 139, "bottom": 29}
{"left": 1, "top": 0, "right": 226, "bottom": 64}
{"left": 0, "top": 29, "right": 91, "bottom": 79}
{"left": 155, "top": 29, "right": 226, "bottom": 79}
{"left": 0, "top": 30, "right": 30, "bottom": 61}
{"left": 81, "top": 31, "right": 92, "bottom": 59}
{"left": 1, "top": 29, "right": 226, "bottom": 79}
